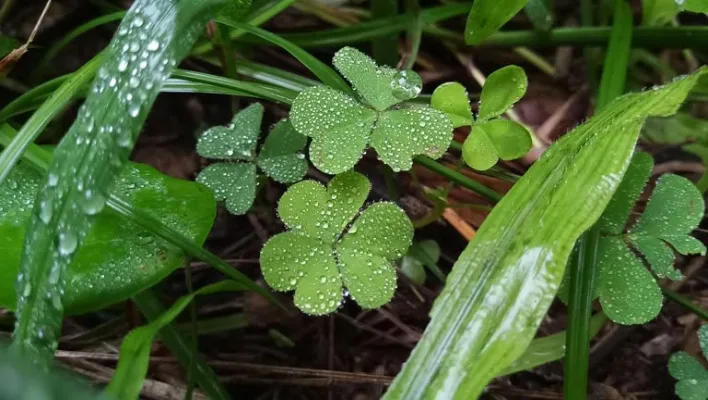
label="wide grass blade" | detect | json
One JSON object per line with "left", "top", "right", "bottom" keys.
{"left": 11, "top": 0, "right": 229, "bottom": 366}
{"left": 383, "top": 68, "right": 708, "bottom": 399}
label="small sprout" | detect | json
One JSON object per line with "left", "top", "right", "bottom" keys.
{"left": 196, "top": 103, "right": 308, "bottom": 215}
{"left": 431, "top": 66, "right": 532, "bottom": 171}
{"left": 260, "top": 171, "right": 414, "bottom": 315}
{"left": 400, "top": 240, "right": 442, "bottom": 285}
{"left": 290, "top": 47, "right": 453, "bottom": 174}
{"left": 559, "top": 152, "right": 706, "bottom": 325}
{"left": 669, "top": 325, "right": 708, "bottom": 400}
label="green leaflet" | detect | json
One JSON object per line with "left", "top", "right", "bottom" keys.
{"left": 11, "top": 0, "right": 230, "bottom": 365}
{"left": 260, "top": 171, "right": 413, "bottom": 315}
{"left": 431, "top": 67, "right": 531, "bottom": 171}
{"left": 401, "top": 240, "right": 442, "bottom": 285}
{"left": 669, "top": 325, "right": 708, "bottom": 400}
{"left": 0, "top": 160, "right": 215, "bottom": 314}
{"left": 107, "top": 281, "right": 246, "bottom": 400}
{"left": 290, "top": 47, "right": 452, "bottom": 174}
{"left": 465, "top": 0, "right": 529, "bottom": 45}
{"left": 558, "top": 153, "right": 706, "bottom": 324}
{"left": 383, "top": 68, "right": 708, "bottom": 400}
{"left": 642, "top": 0, "right": 680, "bottom": 25}
{"left": 195, "top": 103, "right": 307, "bottom": 215}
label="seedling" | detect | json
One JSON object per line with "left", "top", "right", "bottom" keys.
{"left": 290, "top": 46, "right": 453, "bottom": 174}
{"left": 260, "top": 171, "right": 413, "bottom": 315}
{"left": 400, "top": 239, "right": 445, "bottom": 284}
{"left": 560, "top": 152, "right": 706, "bottom": 324}
{"left": 669, "top": 325, "right": 708, "bottom": 400}
{"left": 196, "top": 103, "right": 308, "bottom": 215}
{"left": 431, "top": 65, "right": 532, "bottom": 171}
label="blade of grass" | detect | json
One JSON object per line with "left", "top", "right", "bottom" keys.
{"left": 131, "top": 289, "right": 232, "bottom": 400}
{"left": 108, "top": 281, "right": 246, "bottom": 400}
{"left": 402, "top": 0, "right": 423, "bottom": 70}
{"left": 564, "top": 1, "right": 632, "bottom": 398}
{"left": 212, "top": 18, "right": 353, "bottom": 95}
{"left": 372, "top": 0, "right": 400, "bottom": 67}
{"left": 10, "top": 0, "right": 230, "bottom": 366}
{"left": 32, "top": 11, "right": 126, "bottom": 82}
{"left": 0, "top": 54, "right": 101, "bottom": 186}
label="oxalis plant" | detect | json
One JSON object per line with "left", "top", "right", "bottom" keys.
{"left": 669, "top": 325, "right": 708, "bottom": 400}
{"left": 260, "top": 171, "right": 413, "bottom": 315}
{"left": 290, "top": 46, "right": 453, "bottom": 173}
{"left": 559, "top": 152, "right": 706, "bottom": 325}
{"left": 431, "top": 65, "right": 533, "bottom": 170}
{"left": 195, "top": 103, "right": 307, "bottom": 215}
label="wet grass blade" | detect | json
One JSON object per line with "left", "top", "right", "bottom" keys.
{"left": 108, "top": 282, "right": 246, "bottom": 400}
{"left": 383, "top": 68, "right": 708, "bottom": 399}
{"left": 0, "top": 54, "right": 101, "bottom": 185}
{"left": 371, "top": 0, "right": 399, "bottom": 67}
{"left": 213, "top": 18, "right": 352, "bottom": 95}
{"left": 10, "top": 0, "right": 229, "bottom": 366}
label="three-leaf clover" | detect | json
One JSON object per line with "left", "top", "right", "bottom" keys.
{"left": 559, "top": 152, "right": 706, "bottom": 324}
{"left": 431, "top": 65, "right": 532, "bottom": 170}
{"left": 196, "top": 103, "right": 308, "bottom": 215}
{"left": 260, "top": 171, "right": 413, "bottom": 315}
{"left": 290, "top": 46, "right": 453, "bottom": 174}
{"left": 669, "top": 325, "right": 708, "bottom": 400}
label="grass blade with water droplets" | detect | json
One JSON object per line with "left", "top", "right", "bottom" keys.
{"left": 383, "top": 68, "right": 708, "bottom": 400}
{"left": 11, "top": 0, "right": 228, "bottom": 366}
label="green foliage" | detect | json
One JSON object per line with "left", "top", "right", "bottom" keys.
{"left": 10, "top": 0, "right": 228, "bottom": 364}
{"left": 0, "top": 35, "right": 20, "bottom": 59}
{"left": 0, "top": 346, "right": 108, "bottom": 399}
{"left": 431, "top": 66, "right": 531, "bottom": 171}
{"left": 290, "top": 46, "right": 452, "bottom": 174}
{"left": 465, "top": 0, "right": 529, "bottom": 45}
{"left": 107, "top": 281, "right": 246, "bottom": 400}
{"left": 401, "top": 240, "right": 441, "bottom": 285}
{"left": 669, "top": 325, "right": 708, "bottom": 400}
{"left": 642, "top": 0, "right": 708, "bottom": 25}
{"left": 196, "top": 103, "right": 307, "bottom": 215}
{"left": 0, "top": 160, "right": 215, "bottom": 314}
{"left": 570, "top": 152, "right": 706, "bottom": 325}
{"left": 383, "top": 68, "right": 708, "bottom": 400}
{"left": 642, "top": 113, "right": 708, "bottom": 192}
{"left": 260, "top": 171, "right": 413, "bottom": 315}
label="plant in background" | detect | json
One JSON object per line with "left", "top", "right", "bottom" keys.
{"left": 196, "top": 103, "right": 308, "bottom": 215}
{"left": 559, "top": 152, "right": 706, "bottom": 324}
{"left": 290, "top": 46, "right": 453, "bottom": 174}
{"left": 260, "top": 171, "right": 413, "bottom": 315}
{"left": 669, "top": 325, "right": 708, "bottom": 400}
{"left": 400, "top": 239, "right": 443, "bottom": 285}
{"left": 431, "top": 66, "right": 532, "bottom": 170}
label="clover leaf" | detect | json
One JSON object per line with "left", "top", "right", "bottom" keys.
{"left": 260, "top": 171, "right": 414, "bottom": 315}
{"left": 559, "top": 152, "right": 706, "bottom": 325}
{"left": 290, "top": 47, "right": 452, "bottom": 174}
{"left": 669, "top": 325, "right": 708, "bottom": 400}
{"left": 431, "top": 66, "right": 532, "bottom": 171}
{"left": 196, "top": 103, "right": 308, "bottom": 215}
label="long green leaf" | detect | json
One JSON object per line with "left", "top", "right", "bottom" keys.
{"left": 383, "top": 68, "right": 708, "bottom": 400}
{"left": 11, "top": 0, "right": 229, "bottom": 366}
{"left": 465, "top": 0, "right": 528, "bottom": 45}
{"left": 107, "top": 281, "right": 245, "bottom": 400}
{"left": 207, "top": 19, "right": 352, "bottom": 95}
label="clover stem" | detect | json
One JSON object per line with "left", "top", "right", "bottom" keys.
{"left": 412, "top": 156, "right": 502, "bottom": 203}
{"left": 663, "top": 289, "right": 708, "bottom": 322}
